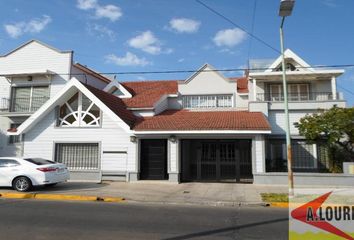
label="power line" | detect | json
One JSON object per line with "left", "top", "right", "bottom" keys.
{"left": 195, "top": 0, "right": 280, "bottom": 54}
{"left": 337, "top": 84, "right": 354, "bottom": 97}
{"left": 1, "top": 64, "right": 353, "bottom": 77}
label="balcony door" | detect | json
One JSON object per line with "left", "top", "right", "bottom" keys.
{"left": 11, "top": 86, "right": 49, "bottom": 112}
{"left": 269, "top": 84, "right": 309, "bottom": 101}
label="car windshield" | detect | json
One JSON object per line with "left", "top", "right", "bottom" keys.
{"left": 23, "top": 158, "right": 55, "bottom": 165}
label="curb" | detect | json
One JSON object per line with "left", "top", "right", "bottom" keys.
{"left": 0, "top": 192, "right": 124, "bottom": 203}
{"left": 125, "top": 199, "right": 268, "bottom": 208}
{"left": 268, "top": 202, "right": 354, "bottom": 208}
{"left": 268, "top": 202, "right": 289, "bottom": 208}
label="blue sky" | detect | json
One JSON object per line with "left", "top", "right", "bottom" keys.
{"left": 0, "top": 0, "right": 354, "bottom": 105}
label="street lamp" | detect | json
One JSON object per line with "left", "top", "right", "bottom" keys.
{"left": 279, "top": 0, "right": 295, "bottom": 197}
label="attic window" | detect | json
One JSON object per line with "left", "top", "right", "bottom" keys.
{"left": 57, "top": 92, "right": 101, "bottom": 127}
{"left": 276, "top": 62, "right": 296, "bottom": 72}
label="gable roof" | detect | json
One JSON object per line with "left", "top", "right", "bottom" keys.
{"left": 134, "top": 110, "right": 271, "bottom": 132}
{"left": 8, "top": 78, "right": 135, "bottom": 135}
{"left": 0, "top": 39, "right": 72, "bottom": 57}
{"left": 266, "top": 49, "right": 313, "bottom": 72}
{"left": 73, "top": 63, "right": 111, "bottom": 84}
{"left": 121, "top": 80, "right": 178, "bottom": 109}
{"left": 183, "top": 63, "right": 231, "bottom": 84}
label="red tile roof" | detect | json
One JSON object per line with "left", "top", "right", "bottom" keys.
{"left": 121, "top": 80, "right": 178, "bottom": 108}
{"left": 134, "top": 110, "right": 270, "bottom": 131}
{"left": 85, "top": 84, "right": 137, "bottom": 128}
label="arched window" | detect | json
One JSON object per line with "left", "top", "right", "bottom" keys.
{"left": 58, "top": 92, "right": 101, "bottom": 127}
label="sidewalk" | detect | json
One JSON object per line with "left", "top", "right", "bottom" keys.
{"left": 0, "top": 181, "right": 288, "bottom": 206}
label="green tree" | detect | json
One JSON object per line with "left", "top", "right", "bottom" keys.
{"left": 295, "top": 107, "right": 354, "bottom": 162}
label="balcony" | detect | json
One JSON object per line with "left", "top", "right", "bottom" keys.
{"left": 255, "top": 92, "right": 342, "bottom": 102}
{"left": 0, "top": 97, "right": 49, "bottom": 114}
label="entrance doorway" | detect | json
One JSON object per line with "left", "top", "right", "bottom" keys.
{"left": 181, "top": 139, "right": 252, "bottom": 182}
{"left": 140, "top": 139, "right": 168, "bottom": 180}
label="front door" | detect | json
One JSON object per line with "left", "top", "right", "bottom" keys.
{"left": 140, "top": 139, "right": 168, "bottom": 180}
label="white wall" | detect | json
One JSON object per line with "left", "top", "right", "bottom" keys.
{"left": 23, "top": 111, "right": 136, "bottom": 173}
{"left": 0, "top": 41, "right": 72, "bottom": 98}
{"left": 268, "top": 110, "right": 313, "bottom": 135}
{"left": 178, "top": 66, "right": 236, "bottom": 95}
{"left": 154, "top": 95, "right": 169, "bottom": 114}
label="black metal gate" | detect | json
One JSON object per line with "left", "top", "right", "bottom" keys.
{"left": 140, "top": 139, "right": 168, "bottom": 180}
{"left": 181, "top": 140, "right": 252, "bottom": 182}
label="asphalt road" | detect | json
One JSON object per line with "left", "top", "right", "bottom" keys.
{"left": 0, "top": 199, "right": 288, "bottom": 240}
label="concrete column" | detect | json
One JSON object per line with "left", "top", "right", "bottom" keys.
{"left": 253, "top": 78, "right": 257, "bottom": 101}
{"left": 331, "top": 76, "right": 337, "bottom": 100}
{"left": 254, "top": 135, "right": 266, "bottom": 173}
{"left": 168, "top": 139, "right": 180, "bottom": 182}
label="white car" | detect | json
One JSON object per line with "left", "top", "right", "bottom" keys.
{"left": 0, "top": 157, "right": 70, "bottom": 192}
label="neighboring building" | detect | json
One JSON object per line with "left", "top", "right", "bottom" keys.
{"left": 3, "top": 40, "right": 352, "bottom": 185}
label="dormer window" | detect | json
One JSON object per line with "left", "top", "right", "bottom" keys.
{"left": 57, "top": 92, "right": 101, "bottom": 127}
{"left": 111, "top": 87, "right": 124, "bottom": 97}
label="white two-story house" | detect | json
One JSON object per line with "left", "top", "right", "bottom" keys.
{"left": 4, "top": 40, "right": 352, "bottom": 186}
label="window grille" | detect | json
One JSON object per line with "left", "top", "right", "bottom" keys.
{"left": 55, "top": 143, "right": 99, "bottom": 170}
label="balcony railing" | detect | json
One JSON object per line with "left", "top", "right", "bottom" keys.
{"left": 256, "top": 92, "right": 340, "bottom": 102}
{"left": 0, "top": 97, "right": 49, "bottom": 113}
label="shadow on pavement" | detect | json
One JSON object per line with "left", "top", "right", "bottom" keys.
{"left": 162, "top": 217, "right": 288, "bottom": 240}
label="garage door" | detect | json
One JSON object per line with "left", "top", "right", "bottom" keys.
{"left": 181, "top": 140, "right": 252, "bottom": 182}
{"left": 54, "top": 143, "right": 101, "bottom": 182}
{"left": 140, "top": 139, "right": 167, "bottom": 180}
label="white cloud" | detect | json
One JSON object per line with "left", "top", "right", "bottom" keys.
{"left": 95, "top": 5, "right": 122, "bottom": 21}
{"left": 77, "top": 0, "right": 97, "bottom": 10}
{"left": 169, "top": 18, "right": 201, "bottom": 33}
{"left": 4, "top": 24, "right": 22, "bottom": 38}
{"left": 322, "top": 0, "right": 337, "bottom": 7}
{"left": 87, "top": 23, "right": 115, "bottom": 41}
{"left": 4, "top": 15, "right": 52, "bottom": 38}
{"left": 178, "top": 58, "right": 185, "bottom": 63}
{"left": 128, "top": 31, "right": 162, "bottom": 55}
{"left": 213, "top": 28, "right": 247, "bottom": 48}
{"left": 76, "top": 0, "right": 122, "bottom": 22}
{"left": 26, "top": 15, "right": 52, "bottom": 33}
{"left": 105, "top": 52, "right": 150, "bottom": 66}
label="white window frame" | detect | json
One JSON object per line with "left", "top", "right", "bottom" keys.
{"left": 57, "top": 92, "right": 101, "bottom": 128}
{"left": 11, "top": 85, "right": 49, "bottom": 112}
{"left": 182, "top": 95, "right": 233, "bottom": 109}
{"left": 269, "top": 83, "right": 309, "bottom": 102}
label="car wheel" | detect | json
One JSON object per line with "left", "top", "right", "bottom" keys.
{"left": 12, "top": 177, "right": 32, "bottom": 192}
